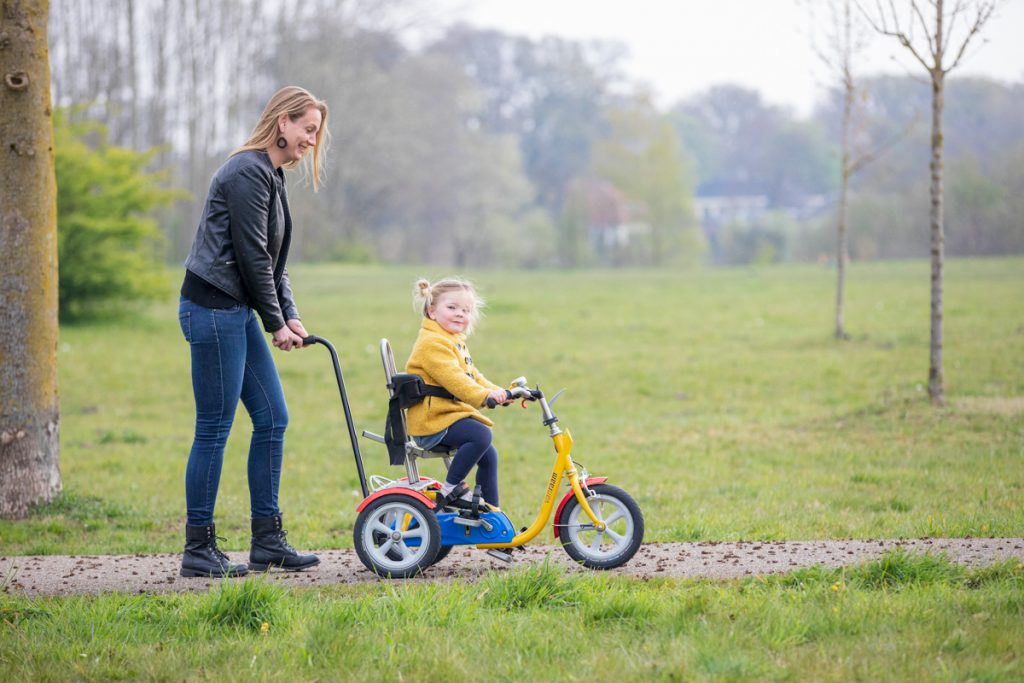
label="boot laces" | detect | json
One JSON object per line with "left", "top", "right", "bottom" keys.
{"left": 277, "top": 529, "right": 298, "bottom": 554}
{"left": 211, "top": 535, "right": 235, "bottom": 566}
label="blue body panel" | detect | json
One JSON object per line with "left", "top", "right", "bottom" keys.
{"left": 438, "top": 510, "right": 516, "bottom": 546}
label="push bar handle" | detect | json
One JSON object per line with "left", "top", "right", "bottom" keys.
{"left": 302, "top": 335, "right": 368, "bottom": 498}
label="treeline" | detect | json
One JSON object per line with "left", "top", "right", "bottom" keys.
{"left": 49, "top": 0, "right": 1023, "bottom": 267}
{"left": 673, "top": 77, "right": 1024, "bottom": 264}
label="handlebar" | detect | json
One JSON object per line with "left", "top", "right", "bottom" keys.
{"left": 486, "top": 389, "right": 513, "bottom": 409}
{"left": 486, "top": 385, "right": 540, "bottom": 408}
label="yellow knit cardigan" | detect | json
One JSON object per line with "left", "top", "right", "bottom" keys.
{"left": 404, "top": 318, "right": 502, "bottom": 436}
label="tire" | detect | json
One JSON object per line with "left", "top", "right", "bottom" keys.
{"left": 354, "top": 494, "right": 441, "bottom": 578}
{"left": 558, "top": 483, "right": 644, "bottom": 569}
{"left": 429, "top": 545, "right": 454, "bottom": 566}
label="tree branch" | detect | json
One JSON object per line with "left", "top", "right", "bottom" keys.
{"left": 849, "top": 110, "right": 920, "bottom": 174}
{"left": 858, "top": 0, "right": 935, "bottom": 73}
{"left": 910, "top": 0, "right": 937, "bottom": 60}
{"left": 945, "top": 1, "right": 997, "bottom": 73}
{"left": 942, "top": 0, "right": 966, "bottom": 52}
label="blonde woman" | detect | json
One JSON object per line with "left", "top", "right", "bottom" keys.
{"left": 177, "top": 86, "right": 328, "bottom": 577}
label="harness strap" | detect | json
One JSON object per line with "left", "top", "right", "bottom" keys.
{"left": 384, "top": 375, "right": 455, "bottom": 466}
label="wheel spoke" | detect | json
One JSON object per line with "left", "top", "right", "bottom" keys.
{"left": 377, "top": 538, "right": 394, "bottom": 556}
{"left": 370, "top": 521, "right": 392, "bottom": 536}
{"left": 559, "top": 491, "right": 642, "bottom": 568}
{"left": 402, "top": 528, "right": 424, "bottom": 540}
{"left": 394, "top": 541, "right": 412, "bottom": 559}
{"left": 604, "top": 510, "right": 624, "bottom": 526}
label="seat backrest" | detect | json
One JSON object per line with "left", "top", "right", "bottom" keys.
{"left": 379, "top": 338, "right": 401, "bottom": 393}
{"left": 378, "top": 339, "right": 452, "bottom": 481}
{"left": 379, "top": 339, "right": 411, "bottom": 464}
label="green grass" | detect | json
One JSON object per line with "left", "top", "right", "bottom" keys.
{"left": 2, "top": 258, "right": 1022, "bottom": 680}
{"left": 1, "top": 553, "right": 1021, "bottom": 681}
{"left": 1, "top": 257, "right": 1022, "bottom": 555}
{"left": 2, "top": 259, "right": 1024, "bottom": 552}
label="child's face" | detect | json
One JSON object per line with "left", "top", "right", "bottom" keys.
{"left": 428, "top": 290, "right": 474, "bottom": 335}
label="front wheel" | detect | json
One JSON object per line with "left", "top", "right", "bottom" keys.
{"left": 558, "top": 484, "right": 644, "bottom": 569}
{"left": 354, "top": 494, "right": 441, "bottom": 578}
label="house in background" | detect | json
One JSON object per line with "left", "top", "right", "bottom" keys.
{"left": 697, "top": 193, "right": 830, "bottom": 264}
{"left": 571, "top": 178, "right": 651, "bottom": 265}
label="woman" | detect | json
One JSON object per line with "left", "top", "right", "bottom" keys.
{"left": 177, "top": 86, "right": 328, "bottom": 577}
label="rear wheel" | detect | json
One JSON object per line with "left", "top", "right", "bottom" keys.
{"left": 558, "top": 484, "right": 643, "bottom": 569}
{"left": 354, "top": 495, "right": 440, "bottom": 578}
{"left": 429, "top": 545, "right": 454, "bottom": 566}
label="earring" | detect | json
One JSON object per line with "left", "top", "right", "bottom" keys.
{"left": 276, "top": 136, "right": 288, "bottom": 149}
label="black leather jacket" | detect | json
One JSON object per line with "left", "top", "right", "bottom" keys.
{"left": 183, "top": 150, "right": 299, "bottom": 333}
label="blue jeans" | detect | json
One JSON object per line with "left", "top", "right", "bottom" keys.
{"left": 178, "top": 297, "right": 288, "bottom": 526}
{"left": 438, "top": 418, "right": 500, "bottom": 505}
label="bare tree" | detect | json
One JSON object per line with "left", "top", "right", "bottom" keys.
{"left": 812, "top": 0, "right": 870, "bottom": 339}
{"left": 861, "top": 0, "right": 998, "bottom": 405}
{"left": 810, "top": 0, "right": 912, "bottom": 339}
{"left": 0, "top": 0, "right": 62, "bottom": 518}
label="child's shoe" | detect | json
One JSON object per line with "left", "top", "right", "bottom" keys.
{"left": 436, "top": 483, "right": 490, "bottom": 513}
{"left": 436, "top": 482, "right": 470, "bottom": 508}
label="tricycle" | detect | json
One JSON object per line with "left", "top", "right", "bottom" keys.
{"left": 303, "top": 336, "right": 644, "bottom": 578}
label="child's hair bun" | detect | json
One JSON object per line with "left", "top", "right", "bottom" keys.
{"left": 413, "top": 278, "right": 433, "bottom": 312}
{"left": 414, "top": 278, "right": 431, "bottom": 302}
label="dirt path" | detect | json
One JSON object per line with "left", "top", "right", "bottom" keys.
{"left": 3, "top": 538, "right": 1021, "bottom": 597}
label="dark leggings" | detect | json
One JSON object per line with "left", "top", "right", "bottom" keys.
{"left": 438, "top": 418, "right": 499, "bottom": 505}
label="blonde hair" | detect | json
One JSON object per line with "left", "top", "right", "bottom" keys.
{"left": 233, "top": 86, "right": 330, "bottom": 191}
{"left": 413, "top": 277, "right": 485, "bottom": 335}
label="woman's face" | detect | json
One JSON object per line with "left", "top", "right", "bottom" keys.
{"left": 278, "top": 107, "right": 322, "bottom": 163}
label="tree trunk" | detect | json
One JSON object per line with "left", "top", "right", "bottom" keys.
{"left": 0, "top": 0, "right": 62, "bottom": 518}
{"left": 926, "top": 0, "right": 946, "bottom": 406}
{"left": 927, "top": 70, "right": 945, "bottom": 406}
{"left": 126, "top": 0, "right": 139, "bottom": 149}
{"left": 835, "top": 66, "right": 853, "bottom": 340}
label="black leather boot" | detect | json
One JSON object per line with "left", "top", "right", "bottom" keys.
{"left": 180, "top": 523, "right": 249, "bottom": 578}
{"left": 249, "top": 514, "right": 320, "bottom": 571}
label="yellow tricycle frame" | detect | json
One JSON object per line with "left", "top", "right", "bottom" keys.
{"left": 477, "top": 386, "right": 605, "bottom": 549}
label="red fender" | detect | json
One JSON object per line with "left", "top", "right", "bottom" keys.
{"left": 552, "top": 477, "right": 608, "bottom": 538}
{"left": 356, "top": 487, "right": 436, "bottom": 513}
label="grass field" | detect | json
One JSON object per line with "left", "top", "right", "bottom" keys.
{"left": 2, "top": 257, "right": 1020, "bottom": 554}
{"left": 2, "top": 553, "right": 1022, "bottom": 681}
{"left": 2, "top": 258, "right": 1022, "bottom": 681}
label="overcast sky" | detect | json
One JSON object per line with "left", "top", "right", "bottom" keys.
{"left": 441, "top": 0, "right": 1024, "bottom": 116}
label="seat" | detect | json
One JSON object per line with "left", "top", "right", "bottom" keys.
{"left": 362, "top": 338, "right": 453, "bottom": 486}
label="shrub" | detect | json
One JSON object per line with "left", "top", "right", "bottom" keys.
{"left": 54, "top": 110, "right": 182, "bottom": 321}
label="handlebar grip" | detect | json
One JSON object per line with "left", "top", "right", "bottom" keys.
{"left": 485, "top": 389, "right": 513, "bottom": 409}
{"left": 301, "top": 336, "right": 320, "bottom": 346}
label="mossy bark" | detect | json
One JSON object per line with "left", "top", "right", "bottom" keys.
{"left": 0, "top": 0, "right": 61, "bottom": 518}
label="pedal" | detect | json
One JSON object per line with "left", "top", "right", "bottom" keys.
{"left": 452, "top": 514, "right": 493, "bottom": 531}
{"left": 486, "top": 549, "right": 513, "bottom": 563}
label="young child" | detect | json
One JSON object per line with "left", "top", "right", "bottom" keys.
{"left": 405, "top": 277, "right": 510, "bottom": 508}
